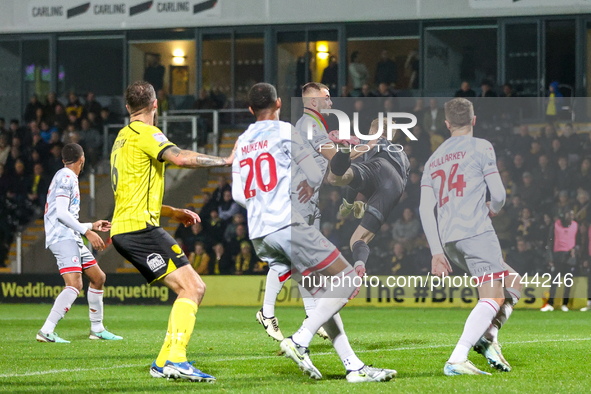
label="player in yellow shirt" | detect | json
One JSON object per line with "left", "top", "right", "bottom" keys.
{"left": 110, "top": 81, "right": 234, "bottom": 382}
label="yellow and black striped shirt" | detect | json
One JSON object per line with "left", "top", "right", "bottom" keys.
{"left": 110, "top": 121, "right": 175, "bottom": 236}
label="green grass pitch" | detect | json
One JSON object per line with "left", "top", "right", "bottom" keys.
{"left": 0, "top": 304, "right": 590, "bottom": 393}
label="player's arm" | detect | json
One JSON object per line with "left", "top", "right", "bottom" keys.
{"left": 55, "top": 197, "right": 106, "bottom": 251}
{"left": 161, "top": 146, "right": 233, "bottom": 168}
{"left": 484, "top": 172, "right": 506, "bottom": 216}
{"left": 294, "top": 142, "right": 323, "bottom": 189}
{"left": 418, "top": 187, "right": 452, "bottom": 276}
{"left": 161, "top": 205, "right": 201, "bottom": 227}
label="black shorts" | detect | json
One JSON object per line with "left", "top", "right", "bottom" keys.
{"left": 350, "top": 157, "right": 405, "bottom": 233}
{"left": 112, "top": 225, "right": 189, "bottom": 284}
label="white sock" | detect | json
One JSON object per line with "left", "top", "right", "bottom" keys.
{"left": 323, "top": 314, "right": 364, "bottom": 371}
{"left": 448, "top": 299, "right": 499, "bottom": 364}
{"left": 41, "top": 286, "right": 79, "bottom": 334}
{"left": 300, "top": 285, "right": 316, "bottom": 316}
{"left": 292, "top": 269, "right": 356, "bottom": 348}
{"left": 262, "top": 269, "right": 284, "bottom": 318}
{"left": 88, "top": 287, "right": 105, "bottom": 333}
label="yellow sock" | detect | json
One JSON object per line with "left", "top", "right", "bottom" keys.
{"left": 168, "top": 298, "right": 198, "bottom": 363}
{"left": 155, "top": 314, "right": 172, "bottom": 368}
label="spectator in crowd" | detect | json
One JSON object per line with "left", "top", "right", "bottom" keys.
{"left": 539, "top": 124, "right": 558, "bottom": 153}
{"left": 234, "top": 242, "right": 264, "bottom": 275}
{"left": 205, "top": 209, "right": 225, "bottom": 244}
{"left": 374, "top": 50, "right": 397, "bottom": 88}
{"left": 100, "top": 107, "right": 118, "bottom": 125}
{"left": 223, "top": 213, "right": 246, "bottom": 243}
{"left": 532, "top": 154, "right": 556, "bottom": 199}
{"left": 44, "top": 92, "right": 60, "bottom": 120}
{"left": 454, "top": 81, "right": 476, "bottom": 98}
{"left": 218, "top": 190, "right": 241, "bottom": 222}
{"left": 574, "top": 157, "right": 591, "bottom": 192}
{"left": 82, "top": 92, "right": 102, "bottom": 119}
{"left": 546, "top": 81, "right": 562, "bottom": 123}
{"left": 512, "top": 125, "right": 534, "bottom": 156}
{"left": 479, "top": 80, "right": 497, "bottom": 98}
{"left": 33, "top": 108, "right": 45, "bottom": 126}
{"left": 79, "top": 118, "right": 101, "bottom": 166}
{"left": 193, "top": 89, "right": 218, "bottom": 145}
{"left": 29, "top": 162, "right": 49, "bottom": 209}
{"left": 573, "top": 189, "right": 591, "bottom": 225}
{"left": 541, "top": 210, "right": 577, "bottom": 312}
{"left": 516, "top": 207, "right": 536, "bottom": 242}
{"left": 423, "top": 99, "right": 445, "bottom": 136}
{"left": 227, "top": 223, "right": 251, "bottom": 260}
{"left": 211, "top": 242, "right": 233, "bottom": 275}
{"left": 383, "top": 242, "right": 412, "bottom": 275}
{"left": 511, "top": 154, "right": 528, "bottom": 182}
{"left": 391, "top": 208, "right": 421, "bottom": 247}
{"left": 53, "top": 104, "right": 68, "bottom": 131}
{"left": 199, "top": 191, "right": 216, "bottom": 221}
{"left": 500, "top": 170, "right": 516, "bottom": 200}
{"left": 185, "top": 222, "right": 211, "bottom": 252}
{"left": 359, "top": 84, "right": 372, "bottom": 98}
{"left": 527, "top": 140, "right": 543, "bottom": 169}
{"left": 24, "top": 95, "right": 43, "bottom": 123}
{"left": 554, "top": 190, "right": 573, "bottom": 218}
{"left": 340, "top": 85, "right": 351, "bottom": 98}
{"left": 500, "top": 83, "right": 516, "bottom": 98}
{"left": 409, "top": 126, "right": 431, "bottom": 164}
{"left": 532, "top": 212, "right": 553, "bottom": 250}
{"left": 411, "top": 99, "right": 425, "bottom": 127}
{"left": 189, "top": 242, "right": 210, "bottom": 275}
{"left": 67, "top": 111, "right": 81, "bottom": 131}
{"left": 321, "top": 55, "right": 338, "bottom": 91}
{"left": 505, "top": 237, "right": 537, "bottom": 276}
{"left": 348, "top": 51, "right": 369, "bottom": 91}
{"left": 556, "top": 157, "right": 574, "bottom": 195}
{"left": 65, "top": 93, "right": 83, "bottom": 118}
{"left": 375, "top": 82, "right": 394, "bottom": 98}
{"left": 560, "top": 123, "right": 581, "bottom": 163}
{"left": 0, "top": 118, "right": 5, "bottom": 133}
{"left": 143, "top": 54, "right": 165, "bottom": 92}
{"left": 212, "top": 176, "right": 231, "bottom": 206}
{"left": 404, "top": 170, "right": 422, "bottom": 207}
{"left": 518, "top": 172, "right": 541, "bottom": 210}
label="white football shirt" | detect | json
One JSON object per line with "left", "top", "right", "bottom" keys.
{"left": 44, "top": 167, "right": 83, "bottom": 247}
{"left": 421, "top": 135, "right": 499, "bottom": 245}
{"left": 232, "top": 120, "right": 313, "bottom": 239}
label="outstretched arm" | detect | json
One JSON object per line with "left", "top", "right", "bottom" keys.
{"left": 161, "top": 146, "right": 233, "bottom": 168}
{"left": 161, "top": 204, "right": 201, "bottom": 226}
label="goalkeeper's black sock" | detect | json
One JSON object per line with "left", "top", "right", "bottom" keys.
{"left": 352, "top": 240, "right": 370, "bottom": 266}
{"left": 331, "top": 150, "right": 351, "bottom": 177}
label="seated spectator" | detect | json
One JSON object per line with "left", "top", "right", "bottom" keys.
{"left": 79, "top": 119, "right": 102, "bottom": 164}
{"left": 454, "top": 81, "right": 476, "bottom": 98}
{"left": 573, "top": 189, "right": 591, "bottom": 225}
{"left": 510, "top": 154, "right": 528, "bottom": 182}
{"left": 46, "top": 144, "right": 64, "bottom": 177}
{"left": 30, "top": 163, "right": 50, "bottom": 209}
{"left": 199, "top": 191, "right": 216, "bottom": 221}
{"left": 210, "top": 242, "right": 234, "bottom": 275}
{"left": 505, "top": 194, "right": 524, "bottom": 219}
{"left": 391, "top": 208, "right": 421, "bottom": 247}
{"left": 66, "top": 111, "right": 81, "bottom": 131}
{"left": 53, "top": 104, "right": 68, "bottom": 131}
{"left": 532, "top": 154, "right": 556, "bottom": 198}
{"left": 423, "top": 99, "right": 446, "bottom": 136}
{"left": 527, "top": 140, "right": 543, "bottom": 169}
{"left": 65, "top": 92, "right": 83, "bottom": 118}
{"left": 227, "top": 223, "right": 251, "bottom": 259}
{"left": 539, "top": 123, "right": 558, "bottom": 153}
{"left": 555, "top": 156, "right": 574, "bottom": 195}
{"left": 82, "top": 92, "right": 102, "bottom": 119}
{"left": 374, "top": 82, "right": 394, "bottom": 98}
{"left": 0, "top": 164, "right": 11, "bottom": 195}
{"left": 223, "top": 213, "right": 246, "bottom": 242}
{"left": 500, "top": 171, "right": 516, "bottom": 200}
{"left": 205, "top": 209, "right": 225, "bottom": 244}
{"left": 44, "top": 92, "right": 60, "bottom": 120}
{"left": 560, "top": 123, "right": 581, "bottom": 163}
{"left": 574, "top": 157, "right": 591, "bottom": 193}
{"left": 24, "top": 94, "right": 43, "bottom": 123}
{"left": 516, "top": 207, "right": 536, "bottom": 241}
{"left": 185, "top": 222, "right": 211, "bottom": 252}
{"left": 517, "top": 172, "right": 541, "bottom": 210}
{"left": 189, "top": 242, "right": 210, "bottom": 275}
{"left": 548, "top": 138, "right": 564, "bottom": 163}
{"left": 62, "top": 124, "right": 81, "bottom": 145}
{"left": 235, "top": 242, "right": 265, "bottom": 275}
{"left": 218, "top": 190, "right": 240, "bottom": 222}
{"left": 554, "top": 190, "right": 573, "bottom": 218}
{"left": 409, "top": 126, "right": 431, "bottom": 164}
{"left": 212, "top": 175, "right": 231, "bottom": 206}
{"left": 384, "top": 242, "right": 412, "bottom": 275}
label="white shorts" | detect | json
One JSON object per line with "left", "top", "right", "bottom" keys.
{"left": 444, "top": 231, "right": 508, "bottom": 283}
{"left": 49, "top": 239, "right": 97, "bottom": 275}
{"left": 253, "top": 223, "right": 340, "bottom": 277}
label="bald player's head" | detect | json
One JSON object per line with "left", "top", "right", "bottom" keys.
{"left": 301, "top": 82, "right": 332, "bottom": 112}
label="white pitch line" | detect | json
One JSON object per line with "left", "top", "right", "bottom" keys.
{"left": 2, "top": 337, "right": 589, "bottom": 378}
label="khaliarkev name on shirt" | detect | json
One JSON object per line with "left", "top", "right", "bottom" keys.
{"left": 429, "top": 151, "right": 466, "bottom": 169}
{"left": 241, "top": 140, "right": 268, "bottom": 155}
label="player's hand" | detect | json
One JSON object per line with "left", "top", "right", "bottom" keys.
{"left": 431, "top": 253, "right": 452, "bottom": 277}
{"left": 297, "top": 180, "right": 314, "bottom": 203}
{"left": 486, "top": 202, "right": 497, "bottom": 217}
{"left": 92, "top": 220, "right": 111, "bottom": 232}
{"left": 85, "top": 230, "right": 105, "bottom": 252}
{"left": 354, "top": 261, "right": 366, "bottom": 278}
{"left": 172, "top": 208, "right": 201, "bottom": 227}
